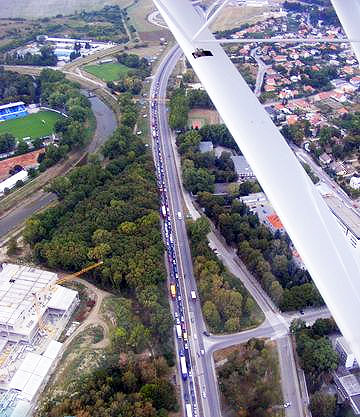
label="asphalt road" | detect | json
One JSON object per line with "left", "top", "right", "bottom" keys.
{"left": 292, "top": 144, "right": 360, "bottom": 210}
{"left": 0, "top": 94, "right": 117, "bottom": 242}
{"left": 151, "top": 45, "right": 220, "bottom": 417}
{"left": 153, "top": 37, "right": 310, "bottom": 417}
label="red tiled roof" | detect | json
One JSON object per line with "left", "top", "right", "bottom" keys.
{"left": 0, "top": 149, "right": 44, "bottom": 179}
{"left": 267, "top": 213, "right": 284, "bottom": 230}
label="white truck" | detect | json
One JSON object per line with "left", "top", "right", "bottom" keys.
{"left": 191, "top": 290, "right": 197, "bottom": 301}
{"left": 176, "top": 324, "right": 182, "bottom": 339}
{"left": 185, "top": 403, "right": 193, "bottom": 417}
{"left": 177, "top": 211, "right": 182, "bottom": 220}
{"left": 180, "top": 355, "right": 188, "bottom": 380}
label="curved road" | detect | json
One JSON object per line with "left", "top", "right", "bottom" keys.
{"left": 0, "top": 95, "right": 117, "bottom": 241}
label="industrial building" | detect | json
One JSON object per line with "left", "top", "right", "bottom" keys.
{"left": 336, "top": 336, "right": 358, "bottom": 369}
{"left": 334, "top": 372, "right": 360, "bottom": 415}
{"left": 231, "top": 155, "right": 256, "bottom": 180}
{"left": 322, "top": 195, "right": 360, "bottom": 252}
{"left": 0, "top": 263, "right": 79, "bottom": 416}
{"left": 0, "top": 171, "right": 28, "bottom": 196}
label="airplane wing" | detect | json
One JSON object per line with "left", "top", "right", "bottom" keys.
{"left": 331, "top": 0, "right": 360, "bottom": 65}
{"left": 153, "top": 0, "right": 360, "bottom": 362}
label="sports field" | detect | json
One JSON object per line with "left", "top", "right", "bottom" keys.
{"left": 83, "top": 63, "right": 130, "bottom": 82}
{"left": 0, "top": 111, "right": 62, "bottom": 139}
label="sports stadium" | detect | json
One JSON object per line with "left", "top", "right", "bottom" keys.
{"left": 0, "top": 102, "right": 62, "bottom": 140}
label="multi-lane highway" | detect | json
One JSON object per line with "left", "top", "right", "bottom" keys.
{"left": 147, "top": 14, "right": 340, "bottom": 412}
{"left": 150, "top": 44, "right": 223, "bottom": 417}
{"left": 150, "top": 40, "right": 312, "bottom": 417}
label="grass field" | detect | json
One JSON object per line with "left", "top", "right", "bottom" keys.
{"left": 0, "top": 0, "right": 132, "bottom": 18}
{"left": 211, "top": 5, "right": 270, "bottom": 31}
{"left": 127, "top": 0, "right": 158, "bottom": 33}
{"left": 0, "top": 111, "right": 62, "bottom": 139}
{"left": 83, "top": 62, "right": 130, "bottom": 82}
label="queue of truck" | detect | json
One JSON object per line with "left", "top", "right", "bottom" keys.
{"left": 151, "top": 79, "right": 197, "bottom": 417}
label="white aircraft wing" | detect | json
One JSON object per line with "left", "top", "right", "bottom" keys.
{"left": 331, "top": 0, "right": 360, "bottom": 65}
{"left": 153, "top": 0, "right": 360, "bottom": 362}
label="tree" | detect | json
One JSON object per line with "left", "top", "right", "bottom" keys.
{"left": 187, "top": 217, "right": 210, "bottom": 246}
{"left": 203, "top": 300, "right": 221, "bottom": 330}
{"left": 0, "top": 133, "right": 15, "bottom": 153}
{"left": 289, "top": 319, "right": 306, "bottom": 334}
{"left": 6, "top": 237, "right": 18, "bottom": 255}
{"left": 169, "top": 89, "right": 189, "bottom": 130}
{"left": 309, "top": 392, "right": 336, "bottom": 417}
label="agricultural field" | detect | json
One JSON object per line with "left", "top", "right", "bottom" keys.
{"left": 83, "top": 62, "right": 130, "bottom": 82}
{"left": 0, "top": 111, "right": 62, "bottom": 139}
{"left": 211, "top": 4, "right": 271, "bottom": 31}
{"left": 0, "top": 0, "right": 131, "bottom": 18}
{"left": 188, "top": 108, "right": 221, "bottom": 129}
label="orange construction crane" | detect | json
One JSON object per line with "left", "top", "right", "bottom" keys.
{"left": 53, "top": 261, "right": 103, "bottom": 287}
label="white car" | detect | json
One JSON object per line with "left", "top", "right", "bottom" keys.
{"left": 284, "top": 402, "right": 291, "bottom": 408}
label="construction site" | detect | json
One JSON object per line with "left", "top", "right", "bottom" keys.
{"left": 0, "top": 262, "right": 82, "bottom": 417}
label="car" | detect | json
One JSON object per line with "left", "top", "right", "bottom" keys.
{"left": 184, "top": 342, "right": 189, "bottom": 349}
{"left": 203, "top": 331, "right": 210, "bottom": 337}
{"left": 175, "top": 318, "right": 180, "bottom": 325}
{"left": 180, "top": 315, "right": 185, "bottom": 322}
{"left": 188, "top": 370, "right": 192, "bottom": 377}
{"left": 202, "top": 391, "right": 207, "bottom": 399}
{"left": 177, "top": 295, "right": 182, "bottom": 302}
{"left": 174, "top": 312, "right": 179, "bottom": 318}
{"left": 283, "top": 402, "right": 291, "bottom": 408}
{"left": 200, "top": 349, "right": 205, "bottom": 356}
{"left": 299, "top": 310, "right": 305, "bottom": 315}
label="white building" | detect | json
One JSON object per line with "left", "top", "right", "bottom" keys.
{"left": 231, "top": 155, "right": 255, "bottom": 179}
{"left": 0, "top": 170, "right": 28, "bottom": 196}
{"left": 0, "top": 263, "right": 78, "bottom": 343}
{"left": 336, "top": 336, "right": 358, "bottom": 369}
{"left": 322, "top": 195, "right": 360, "bottom": 252}
{"left": 350, "top": 176, "right": 360, "bottom": 190}
{"left": 239, "top": 192, "right": 267, "bottom": 207}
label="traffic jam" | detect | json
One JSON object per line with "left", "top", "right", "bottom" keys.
{"left": 151, "top": 80, "right": 198, "bottom": 417}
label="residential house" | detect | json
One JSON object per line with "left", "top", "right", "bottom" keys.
{"left": 350, "top": 176, "right": 360, "bottom": 190}
{"left": 319, "top": 153, "right": 332, "bottom": 165}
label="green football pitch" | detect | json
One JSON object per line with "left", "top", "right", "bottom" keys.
{"left": 83, "top": 62, "right": 130, "bottom": 82}
{"left": 0, "top": 111, "right": 63, "bottom": 139}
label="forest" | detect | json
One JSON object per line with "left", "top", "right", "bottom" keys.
{"left": 187, "top": 217, "right": 263, "bottom": 333}
{"left": 0, "top": 66, "right": 39, "bottom": 105}
{"left": 37, "top": 68, "right": 94, "bottom": 170}
{"left": 196, "top": 191, "right": 323, "bottom": 310}
{"left": 2, "top": 45, "right": 58, "bottom": 66}
{"left": 107, "top": 53, "right": 151, "bottom": 95}
{"left": 40, "top": 352, "right": 177, "bottom": 417}
{"left": 177, "top": 128, "right": 237, "bottom": 194}
{"left": 290, "top": 318, "right": 341, "bottom": 417}
{"left": 28, "top": 89, "right": 178, "bottom": 416}
{"left": 217, "top": 338, "right": 283, "bottom": 417}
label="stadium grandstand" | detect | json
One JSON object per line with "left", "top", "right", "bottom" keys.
{"left": 0, "top": 102, "right": 28, "bottom": 122}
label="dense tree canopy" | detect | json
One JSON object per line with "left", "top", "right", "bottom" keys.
{"left": 0, "top": 67, "right": 38, "bottom": 105}
{"left": 196, "top": 192, "right": 321, "bottom": 310}
{"left": 218, "top": 338, "right": 283, "bottom": 417}
{"left": 292, "top": 318, "right": 339, "bottom": 395}
{"left": 187, "top": 218, "right": 262, "bottom": 332}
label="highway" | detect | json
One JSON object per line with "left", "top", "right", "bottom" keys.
{"left": 150, "top": 39, "right": 314, "bottom": 416}
{"left": 291, "top": 144, "right": 360, "bottom": 210}
{"left": 151, "top": 45, "right": 222, "bottom": 417}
